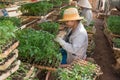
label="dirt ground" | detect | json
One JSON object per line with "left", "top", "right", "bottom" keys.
{"left": 92, "top": 12, "right": 120, "bottom": 80}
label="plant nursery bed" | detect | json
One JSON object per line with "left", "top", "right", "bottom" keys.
{"left": 112, "top": 37, "right": 120, "bottom": 60}
{"left": 0, "top": 40, "right": 19, "bottom": 59}
{"left": 104, "top": 15, "right": 120, "bottom": 45}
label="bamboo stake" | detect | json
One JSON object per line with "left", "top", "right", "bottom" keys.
{"left": 37, "top": 10, "right": 56, "bottom": 24}
{"left": 45, "top": 71, "right": 51, "bottom": 80}
{"left": 20, "top": 19, "right": 38, "bottom": 29}
{"left": 34, "top": 65, "right": 57, "bottom": 71}
{"left": 24, "top": 66, "right": 35, "bottom": 79}
{"left": 19, "top": 10, "right": 56, "bottom": 30}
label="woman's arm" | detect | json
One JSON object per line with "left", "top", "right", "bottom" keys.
{"left": 62, "top": 33, "right": 86, "bottom": 54}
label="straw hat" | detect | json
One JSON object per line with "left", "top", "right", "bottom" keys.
{"left": 78, "top": 0, "right": 92, "bottom": 9}
{"left": 59, "top": 8, "right": 84, "bottom": 21}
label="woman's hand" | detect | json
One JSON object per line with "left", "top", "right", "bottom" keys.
{"left": 54, "top": 37, "right": 65, "bottom": 46}
{"left": 57, "top": 31, "right": 66, "bottom": 39}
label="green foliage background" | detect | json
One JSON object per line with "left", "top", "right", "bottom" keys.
{"left": 107, "top": 16, "right": 120, "bottom": 35}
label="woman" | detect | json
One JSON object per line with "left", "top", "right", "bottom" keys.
{"left": 55, "top": 8, "right": 88, "bottom": 64}
{"left": 77, "top": 0, "right": 93, "bottom": 26}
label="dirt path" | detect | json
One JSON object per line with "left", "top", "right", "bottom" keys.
{"left": 92, "top": 15, "right": 120, "bottom": 80}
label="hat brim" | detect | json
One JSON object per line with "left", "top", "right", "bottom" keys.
{"left": 58, "top": 17, "right": 84, "bottom": 21}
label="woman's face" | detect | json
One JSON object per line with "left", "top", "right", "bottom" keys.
{"left": 65, "top": 20, "right": 75, "bottom": 28}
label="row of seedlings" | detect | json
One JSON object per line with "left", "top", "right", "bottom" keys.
{"left": 19, "top": 0, "right": 70, "bottom": 20}
{"left": 106, "top": 15, "right": 120, "bottom": 68}
{"left": 19, "top": 0, "right": 69, "bottom": 17}
{"left": 55, "top": 59, "right": 102, "bottom": 80}
{"left": 16, "top": 21, "right": 61, "bottom": 67}
{"left": 0, "top": 17, "right": 20, "bottom": 80}
{"left": 15, "top": 21, "right": 62, "bottom": 79}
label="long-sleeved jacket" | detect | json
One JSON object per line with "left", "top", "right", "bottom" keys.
{"left": 81, "top": 8, "right": 93, "bottom": 26}
{"left": 61, "top": 22, "right": 88, "bottom": 64}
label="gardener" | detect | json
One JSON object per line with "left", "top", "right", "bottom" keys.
{"left": 77, "top": 0, "right": 93, "bottom": 26}
{"left": 55, "top": 8, "right": 88, "bottom": 64}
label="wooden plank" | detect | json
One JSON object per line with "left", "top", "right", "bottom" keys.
{"left": 20, "top": 19, "right": 38, "bottom": 29}
{"left": 0, "top": 41, "right": 19, "bottom": 59}
{"left": 0, "top": 60, "right": 21, "bottom": 80}
{"left": 0, "top": 49, "right": 18, "bottom": 71}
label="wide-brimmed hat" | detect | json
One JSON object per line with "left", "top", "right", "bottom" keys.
{"left": 78, "top": 0, "right": 92, "bottom": 9}
{"left": 59, "top": 8, "right": 84, "bottom": 21}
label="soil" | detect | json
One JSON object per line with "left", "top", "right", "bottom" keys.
{"left": 92, "top": 11, "right": 120, "bottom": 80}
{"left": 37, "top": 70, "right": 47, "bottom": 80}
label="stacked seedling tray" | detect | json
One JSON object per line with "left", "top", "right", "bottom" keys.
{"left": 56, "top": 59, "right": 102, "bottom": 80}
{"left": 0, "top": 16, "right": 21, "bottom": 79}
{"left": 6, "top": 62, "right": 39, "bottom": 80}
